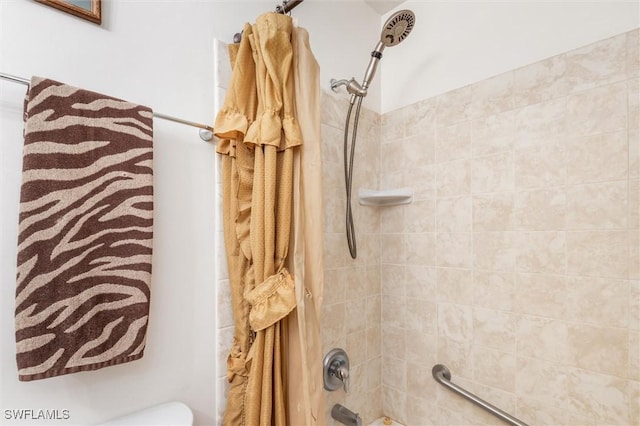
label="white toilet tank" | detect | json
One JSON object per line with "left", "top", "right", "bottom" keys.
{"left": 99, "top": 401, "right": 193, "bottom": 426}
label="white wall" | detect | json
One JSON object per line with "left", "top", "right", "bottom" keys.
{"left": 0, "top": 1, "right": 377, "bottom": 425}
{"left": 381, "top": 1, "right": 640, "bottom": 112}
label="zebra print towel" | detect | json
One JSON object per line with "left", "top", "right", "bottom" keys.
{"left": 15, "top": 77, "right": 153, "bottom": 381}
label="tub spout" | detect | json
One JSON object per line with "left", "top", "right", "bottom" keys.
{"left": 331, "top": 404, "right": 362, "bottom": 426}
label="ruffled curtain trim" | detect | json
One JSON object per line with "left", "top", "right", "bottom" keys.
{"left": 245, "top": 112, "right": 302, "bottom": 151}
{"left": 245, "top": 268, "right": 296, "bottom": 331}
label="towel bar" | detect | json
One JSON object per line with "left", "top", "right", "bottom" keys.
{"left": 0, "top": 72, "right": 215, "bottom": 142}
{"left": 432, "top": 364, "right": 529, "bottom": 426}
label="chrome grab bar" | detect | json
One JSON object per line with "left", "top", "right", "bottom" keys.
{"left": 432, "top": 364, "right": 529, "bottom": 426}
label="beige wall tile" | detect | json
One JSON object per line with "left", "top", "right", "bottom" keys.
{"left": 435, "top": 85, "right": 473, "bottom": 127}
{"left": 630, "top": 180, "right": 639, "bottom": 230}
{"left": 380, "top": 205, "right": 404, "bottom": 234}
{"left": 322, "top": 268, "right": 346, "bottom": 306}
{"left": 436, "top": 232, "right": 472, "bottom": 268}
{"left": 436, "top": 196, "right": 472, "bottom": 232}
{"left": 515, "top": 273, "right": 566, "bottom": 318}
{"left": 516, "top": 356, "right": 568, "bottom": 407}
{"left": 406, "top": 298, "right": 437, "bottom": 335}
{"left": 367, "top": 357, "right": 382, "bottom": 389}
{"left": 567, "top": 324, "right": 628, "bottom": 376}
{"left": 405, "top": 232, "right": 436, "bottom": 266}
{"left": 345, "top": 266, "right": 368, "bottom": 301}
{"left": 407, "top": 396, "right": 437, "bottom": 426}
{"left": 471, "top": 152, "right": 514, "bottom": 194}
{"left": 381, "top": 139, "right": 404, "bottom": 174}
{"left": 565, "top": 276, "right": 628, "bottom": 328}
{"left": 473, "top": 270, "right": 515, "bottom": 311}
{"left": 382, "top": 296, "right": 406, "bottom": 330}
{"left": 630, "top": 77, "right": 640, "bottom": 131}
{"left": 474, "top": 231, "right": 516, "bottom": 271}
{"left": 628, "top": 29, "right": 640, "bottom": 78}
{"left": 383, "top": 356, "right": 406, "bottom": 391}
{"left": 405, "top": 329, "right": 437, "bottom": 366}
{"left": 436, "top": 121, "right": 471, "bottom": 162}
{"left": 517, "top": 315, "right": 569, "bottom": 363}
{"left": 407, "top": 164, "right": 436, "bottom": 201}
{"left": 567, "top": 181, "right": 628, "bottom": 230}
{"left": 382, "top": 385, "right": 407, "bottom": 425}
{"left": 516, "top": 396, "right": 568, "bottom": 426}
{"left": 566, "top": 33, "right": 627, "bottom": 93}
{"left": 216, "top": 279, "right": 233, "bottom": 328}
{"left": 436, "top": 159, "right": 470, "bottom": 197}
{"left": 380, "top": 107, "right": 404, "bottom": 141}
{"left": 630, "top": 230, "right": 639, "bottom": 280}
{"left": 321, "top": 91, "right": 349, "bottom": 130}
{"left": 566, "top": 81, "right": 628, "bottom": 136}
{"left": 324, "top": 233, "right": 346, "bottom": 268}
{"left": 345, "top": 297, "right": 367, "bottom": 334}
{"left": 346, "top": 329, "right": 367, "bottom": 367}
{"left": 473, "top": 193, "right": 515, "bottom": 231}
{"left": 382, "top": 324, "right": 406, "bottom": 360}
{"left": 405, "top": 199, "right": 436, "bottom": 233}
{"left": 473, "top": 346, "right": 516, "bottom": 392}
{"left": 403, "top": 133, "right": 435, "bottom": 172}
{"left": 380, "top": 233, "right": 405, "bottom": 264}
{"left": 366, "top": 295, "right": 382, "bottom": 327}
{"left": 367, "top": 325, "right": 381, "bottom": 362}
{"left": 471, "top": 110, "right": 516, "bottom": 157}
{"left": 514, "top": 188, "right": 566, "bottom": 231}
{"left": 631, "top": 130, "right": 640, "bottom": 181}
{"left": 515, "top": 97, "right": 566, "bottom": 149}
{"left": 630, "top": 330, "right": 639, "bottom": 381}
{"left": 567, "top": 367, "right": 629, "bottom": 425}
{"left": 437, "top": 337, "right": 474, "bottom": 380}
{"left": 567, "top": 230, "right": 629, "bottom": 278}
{"left": 472, "top": 307, "right": 516, "bottom": 353}
{"left": 321, "top": 123, "right": 344, "bottom": 165}
{"left": 513, "top": 54, "right": 567, "bottom": 107}
{"left": 514, "top": 142, "right": 566, "bottom": 189}
{"left": 403, "top": 98, "right": 437, "bottom": 138}
{"left": 381, "top": 264, "right": 405, "bottom": 296}
{"left": 366, "top": 266, "right": 381, "bottom": 296}
{"left": 566, "top": 130, "right": 628, "bottom": 184}
{"left": 438, "top": 302, "right": 473, "bottom": 343}
{"left": 516, "top": 231, "right": 566, "bottom": 274}
{"left": 437, "top": 267, "right": 474, "bottom": 305}
{"left": 630, "top": 380, "right": 640, "bottom": 426}
{"left": 469, "top": 72, "right": 515, "bottom": 119}
{"left": 405, "top": 265, "right": 436, "bottom": 300}
{"left": 407, "top": 362, "right": 437, "bottom": 399}
{"left": 631, "top": 281, "right": 640, "bottom": 331}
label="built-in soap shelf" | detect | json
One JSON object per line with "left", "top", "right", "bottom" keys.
{"left": 357, "top": 188, "right": 413, "bottom": 206}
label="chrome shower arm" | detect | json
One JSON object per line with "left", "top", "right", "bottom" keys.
{"left": 330, "top": 78, "right": 367, "bottom": 97}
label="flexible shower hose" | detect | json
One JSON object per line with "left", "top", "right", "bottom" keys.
{"left": 344, "top": 95, "right": 364, "bottom": 259}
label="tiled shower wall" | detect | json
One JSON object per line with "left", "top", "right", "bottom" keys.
{"left": 320, "top": 92, "right": 383, "bottom": 425}
{"left": 215, "top": 28, "right": 639, "bottom": 426}
{"left": 378, "top": 29, "right": 639, "bottom": 425}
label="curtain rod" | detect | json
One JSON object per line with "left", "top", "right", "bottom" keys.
{"left": 0, "top": 72, "right": 214, "bottom": 142}
{"left": 233, "top": 0, "right": 304, "bottom": 43}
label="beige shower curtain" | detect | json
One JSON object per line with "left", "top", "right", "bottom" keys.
{"left": 214, "top": 12, "right": 324, "bottom": 426}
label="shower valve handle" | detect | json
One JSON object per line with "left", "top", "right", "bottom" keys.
{"left": 330, "top": 360, "right": 350, "bottom": 393}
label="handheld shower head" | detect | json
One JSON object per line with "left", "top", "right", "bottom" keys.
{"left": 329, "top": 9, "right": 415, "bottom": 101}
{"left": 362, "top": 9, "right": 415, "bottom": 90}
{"left": 380, "top": 9, "right": 415, "bottom": 48}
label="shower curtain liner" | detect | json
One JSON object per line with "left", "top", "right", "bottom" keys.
{"left": 214, "top": 12, "right": 324, "bottom": 426}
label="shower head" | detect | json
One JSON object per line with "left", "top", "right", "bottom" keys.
{"left": 380, "top": 9, "right": 416, "bottom": 48}
{"left": 329, "top": 9, "right": 415, "bottom": 101}
{"left": 359, "top": 9, "right": 415, "bottom": 95}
